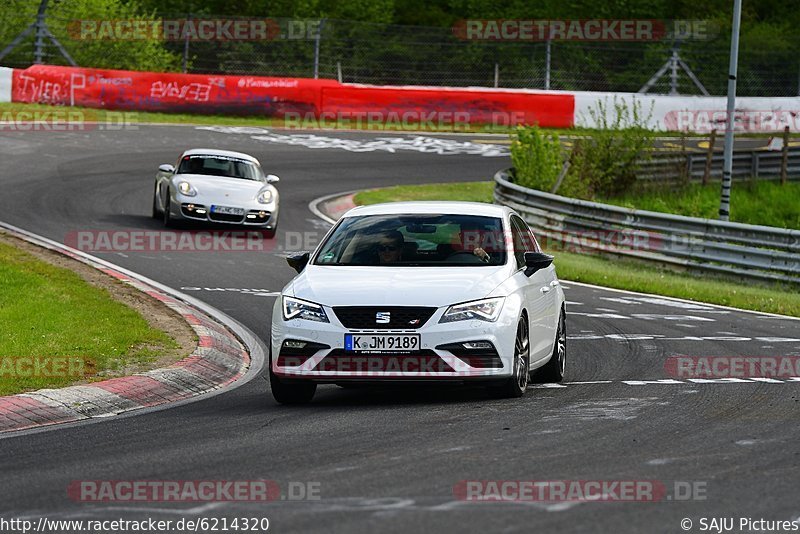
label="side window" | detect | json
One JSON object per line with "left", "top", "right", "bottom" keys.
{"left": 510, "top": 216, "right": 528, "bottom": 269}
{"left": 518, "top": 217, "right": 542, "bottom": 253}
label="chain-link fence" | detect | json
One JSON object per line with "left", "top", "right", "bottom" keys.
{"left": 2, "top": 9, "right": 799, "bottom": 97}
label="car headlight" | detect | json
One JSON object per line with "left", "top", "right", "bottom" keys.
{"left": 282, "top": 296, "right": 329, "bottom": 323}
{"left": 439, "top": 297, "right": 505, "bottom": 323}
{"left": 178, "top": 181, "right": 197, "bottom": 196}
{"left": 257, "top": 189, "right": 273, "bottom": 204}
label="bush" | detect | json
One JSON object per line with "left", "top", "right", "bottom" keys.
{"left": 568, "top": 97, "right": 655, "bottom": 198}
{"left": 510, "top": 125, "right": 564, "bottom": 191}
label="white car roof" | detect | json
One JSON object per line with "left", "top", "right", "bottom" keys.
{"left": 181, "top": 148, "right": 260, "bottom": 164}
{"left": 342, "top": 201, "right": 513, "bottom": 218}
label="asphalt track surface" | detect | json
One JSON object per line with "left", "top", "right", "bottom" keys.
{"left": 0, "top": 125, "right": 799, "bottom": 533}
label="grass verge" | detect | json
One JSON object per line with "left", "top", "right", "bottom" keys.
{"left": 601, "top": 180, "right": 800, "bottom": 229}
{"left": 0, "top": 240, "right": 179, "bottom": 396}
{"left": 353, "top": 181, "right": 800, "bottom": 317}
{"left": 0, "top": 102, "right": 783, "bottom": 137}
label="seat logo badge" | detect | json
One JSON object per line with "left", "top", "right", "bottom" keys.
{"left": 376, "top": 312, "right": 391, "bottom": 324}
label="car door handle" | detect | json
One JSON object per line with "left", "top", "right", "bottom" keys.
{"left": 540, "top": 286, "right": 551, "bottom": 293}
{"left": 550, "top": 280, "right": 559, "bottom": 287}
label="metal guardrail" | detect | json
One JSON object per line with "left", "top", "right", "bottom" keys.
{"left": 639, "top": 147, "right": 800, "bottom": 181}
{"left": 493, "top": 168, "right": 800, "bottom": 284}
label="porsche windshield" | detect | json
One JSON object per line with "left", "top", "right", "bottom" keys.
{"left": 314, "top": 214, "right": 508, "bottom": 266}
{"left": 177, "top": 155, "right": 264, "bottom": 181}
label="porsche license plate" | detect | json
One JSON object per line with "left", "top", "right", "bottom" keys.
{"left": 345, "top": 333, "right": 420, "bottom": 352}
{"left": 211, "top": 205, "right": 245, "bottom": 216}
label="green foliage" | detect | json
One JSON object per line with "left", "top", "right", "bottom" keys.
{"left": 510, "top": 125, "right": 564, "bottom": 192}
{"left": 1, "top": 0, "right": 181, "bottom": 71}
{"left": 567, "top": 97, "right": 655, "bottom": 198}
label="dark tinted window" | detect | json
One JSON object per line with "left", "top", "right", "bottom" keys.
{"left": 314, "top": 214, "right": 508, "bottom": 267}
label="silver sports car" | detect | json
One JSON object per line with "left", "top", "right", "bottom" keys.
{"left": 152, "top": 148, "right": 280, "bottom": 236}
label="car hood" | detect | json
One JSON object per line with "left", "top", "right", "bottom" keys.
{"left": 290, "top": 265, "right": 510, "bottom": 307}
{"left": 173, "top": 174, "right": 270, "bottom": 202}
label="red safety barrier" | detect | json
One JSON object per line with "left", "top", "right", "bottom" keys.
{"left": 321, "top": 84, "right": 574, "bottom": 128}
{"left": 10, "top": 64, "right": 575, "bottom": 126}
{"left": 11, "top": 65, "right": 336, "bottom": 116}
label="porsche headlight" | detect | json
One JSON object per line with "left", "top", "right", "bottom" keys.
{"left": 282, "top": 296, "right": 329, "bottom": 323}
{"left": 178, "top": 181, "right": 197, "bottom": 196}
{"left": 257, "top": 189, "right": 274, "bottom": 204}
{"left": 439, "top": 297, "right": 505, "bottom": 323}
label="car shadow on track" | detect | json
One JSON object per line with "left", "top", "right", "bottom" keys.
{"left": 281, "top": 383, "right": 505, "bottom": 408}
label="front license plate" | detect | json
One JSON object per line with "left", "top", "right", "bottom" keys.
{"left": 211, "top": 205, "right": 245, "bottom": 216}
{"left": 345, "top": 333, "right": 420, "bottom": 352}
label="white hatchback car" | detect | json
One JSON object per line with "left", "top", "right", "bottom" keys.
{"left": 270, "top": 201, "right": 566, "bottom": 404}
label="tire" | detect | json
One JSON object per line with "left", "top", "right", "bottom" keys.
{"left": 488, "top": 316, "right": 530, "bottom": 398}
{"left": 162, "top": 188, "right": 173, "bottom": 228}
{"left": 151, "top": 184, "right": 161, "bottom": 219}
{"left": 533, "top": 308, "right": 566, "bottom": 383}
{"left": 270, "top": 366, "right": 316, "bottom": 405}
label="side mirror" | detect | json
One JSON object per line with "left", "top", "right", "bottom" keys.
{"left": 287, "top": 251, "right": 310, "bottom": 273}
{"left": 523, "top": 251, "right": 553, "bottom": 277}
{"left": 266, "top": 174, "right": 280, "bottom": 183}
{"left": 159, "top": 164, "right": 175, "bottom": 173}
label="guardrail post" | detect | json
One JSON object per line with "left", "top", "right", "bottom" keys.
{"left": 781, "top": 125, "right": 790, "bottom": 185}
{"left": 703, "top": 130, "right": 716, "bottom": 186}
{"left": 752, "top": 152, "right": 759, "bottom": 179}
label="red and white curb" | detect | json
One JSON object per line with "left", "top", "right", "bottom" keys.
{"left": 0, "top": 223, "right": 257, "bottom": 434}
{"left": 308, "top": 190, "right": 357, "bottom": 225}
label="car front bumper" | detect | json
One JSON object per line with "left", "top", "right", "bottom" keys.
{"left": 270, "top": 297, "right": 520, "bottom": 381}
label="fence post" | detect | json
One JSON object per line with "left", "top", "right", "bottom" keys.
{"left": 781, "top": 125, "right": 790, "bottom": 185}
{"left": 494, "top": 63, "right": 499, "bottom": 88}
{"left": 752, "top": 152, "right": 759, "bottom": 179}
{"left": 33, "top": 0, "right": 50, "bottom": 64}
{"left": 337, "top": 61, "right": 342, "bottom": 83}
{"left": 703, "top": 129, "right": 716, "bottom": 186}
{"left": 182, "top": 13, "right": 191, "bottom": 74}
{"left": 313, "top": 18, "right": 326, "bottom": 79}
{"left": 544, "top": 37, "right": 551, "bottom": 90}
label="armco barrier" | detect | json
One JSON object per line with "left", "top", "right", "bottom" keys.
{"left": 493, "top": 168, "right": 800, "bottom": 284}
{"left": 7, "top": 65, "right": 575, "bottom": 126}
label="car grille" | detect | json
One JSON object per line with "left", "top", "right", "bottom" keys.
{"left": 332, "top": 306, "right": 436, "bottom": 329}
{"left": 315, "top": 350, "right": 455, "bottom": 373}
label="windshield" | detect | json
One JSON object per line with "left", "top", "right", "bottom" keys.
{"left": 313, "top": 214, "right": 508, "bottom": 267}
{"left": 177, "top": 155, "right": 264, "bottom": 181}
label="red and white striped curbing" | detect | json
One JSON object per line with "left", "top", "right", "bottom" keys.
{"left": 0, "top": 229, "right": 250, "bottom": 434}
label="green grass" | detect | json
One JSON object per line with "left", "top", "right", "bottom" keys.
{"left": 352, "top": 181, "right": 800, "bottom": 317}
{"left": 0, "top": 241, "right": 178, "bottom": 395}
{"left": 601, "top": 181, "right": 800, "bottom": 229}
{"left": 354, "top": 182, "right": 495, "bottom": 205}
